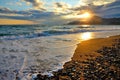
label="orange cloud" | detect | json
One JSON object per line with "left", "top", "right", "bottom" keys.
{"left": 0, "top": 19, "right": 37, "bottom": 25}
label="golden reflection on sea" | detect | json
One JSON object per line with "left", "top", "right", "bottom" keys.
{"left": 82, "top": 25, "right": 90, "bottom": 27}
{"left": 80, "top": 32, "right": 93, "bottom": 41}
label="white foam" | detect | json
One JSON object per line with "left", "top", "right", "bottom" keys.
{"left": 0, "top": 28, "right": 120, "bottom": 80}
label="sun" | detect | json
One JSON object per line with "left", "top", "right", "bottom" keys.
{"left": 81, "top": 12, "right": 91, "bottom": 18}
{"left": 62, "top": 11, "right": 92, "bottom": 19}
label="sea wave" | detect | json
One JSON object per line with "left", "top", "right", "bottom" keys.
{"left": 0, "top": 25, "right": 120, "bottom": 40}
{"left": 0, "top": 30, "right": 103, "bottom": 40}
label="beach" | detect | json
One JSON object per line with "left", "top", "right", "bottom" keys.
{"left": 72, "top": 35, "right": 120, "bottom": 61}
{"left": 0, "top": 25, "right": 120, "bottom": 80}
{"left": 1, "top": 0, "right": 120, "bottom": 79}
{"left": 35, "top": 35, "right": 120, "bottom": 80}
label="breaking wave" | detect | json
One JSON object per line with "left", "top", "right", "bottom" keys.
{"left": 0, "top": 25, "right": 120, "bottom": 40}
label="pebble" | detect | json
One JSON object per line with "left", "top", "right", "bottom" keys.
{"left": 35, "top": 38, "right": 120, "bottom": 80}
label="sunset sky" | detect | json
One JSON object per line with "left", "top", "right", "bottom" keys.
{"left": 0, "top": 0, "right": 120, "bottom": 25}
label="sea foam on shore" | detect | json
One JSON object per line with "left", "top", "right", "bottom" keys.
{"left": 35, "top": 35, "right": 120, "bottom": 80}
{"left": 0, "top": 25, "right": 120, "bottom": 80}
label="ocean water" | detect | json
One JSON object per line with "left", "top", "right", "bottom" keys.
{"left": 0, "top": 25, "right": 120, "bottom": 80}
{"left": 0, "top": 25, "right": 120, "bottom": 40}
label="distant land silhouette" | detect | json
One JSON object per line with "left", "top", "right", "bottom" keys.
{"left": 67, "top": 16, "right": 120, "bottom": 25}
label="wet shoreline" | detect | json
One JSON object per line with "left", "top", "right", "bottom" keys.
{"left": 35, "top": 35, "right": 120, "bottom": 80}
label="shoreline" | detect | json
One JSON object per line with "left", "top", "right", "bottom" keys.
{"left": 35, "top": 35, "right": 120, "bottom": 80}
{"left": 72, "top": 35, "right": 120, "bottom": 61}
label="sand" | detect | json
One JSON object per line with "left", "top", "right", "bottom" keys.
{"left": 72, "top": 35, "right": 120, "bottom": 61}
{"left": 35, "top": 35, "right": 120, "bottom": 80}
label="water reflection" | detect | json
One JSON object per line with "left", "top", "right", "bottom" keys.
{"left": 80, "top": 32, "right": 93, "bottom": 40}
{"left": 82, "top": 25, "right": 90, "bottom": 27}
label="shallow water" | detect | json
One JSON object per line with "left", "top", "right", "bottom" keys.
{"left": 0, "top": 25, "right": 120, "bottom": 80}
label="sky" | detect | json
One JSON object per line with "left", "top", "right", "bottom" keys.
{"left": 0, "top": 0, "right": 120, "bottom": 25}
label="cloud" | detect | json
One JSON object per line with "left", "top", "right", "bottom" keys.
{"left": 23, "top": 0, "right": 45, "bottom": 10}
{"left": 0, "top": 7, "right": 55, "bottom": 20}
{"left": 80, "top": 0, "right": 116, "bottom": 6}
{"left": 0, "top": 0, "right": 120, "bottom": 25}
{"left": 53, "top": 2, "right": 71, "bottom": 14}
{"left": 0, "top": 7, "right": 11, "bottom": 13}
{"left": 65, "top": 0, "right": 120, "bottom": 18}
{"left": 54, "top": 2, "right": 69, "bottom": 8}
{"left": 92, "top": 0, "right": 120, "bottom": 17}
{"left": 0, "top": 7, "right": 65, "bottom": 25}
{"left": 0, "top": 7, "right": 31, "bottom": 18}
{"left": 7, "top": 2, "right": 22, "bottom": 6}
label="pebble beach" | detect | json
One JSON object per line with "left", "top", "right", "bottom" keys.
{"left": 35, "top": 35, "right": 120, "bottom": 80}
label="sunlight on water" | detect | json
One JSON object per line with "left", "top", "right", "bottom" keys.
{"left": 80, "top": 32, "right": 93, "bottom": 40}
{"left": 82, "top": 25, "right": 90, "bottom": 27}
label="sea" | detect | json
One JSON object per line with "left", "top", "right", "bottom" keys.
{"left": 0, "top": 25, "right": 120, "bottom": 80}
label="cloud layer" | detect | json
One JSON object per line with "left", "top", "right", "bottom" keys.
{"left": 80, "top": 0, "right": 116, "bottom": 6}
{"left": 0, "top": 0, "right": 120, "bottom": 24}
{"left": 92, "top": 0, "right": 120, "bottom": 17}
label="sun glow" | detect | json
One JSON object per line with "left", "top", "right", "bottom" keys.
{"left": 81, "top": 12, "right": 91, "bottom": 18}
{"left": 0, "top": 19, "right": 37, "bottom": 25}
{"left": 63, "top": 12, "right": 92, "bottom": 19}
